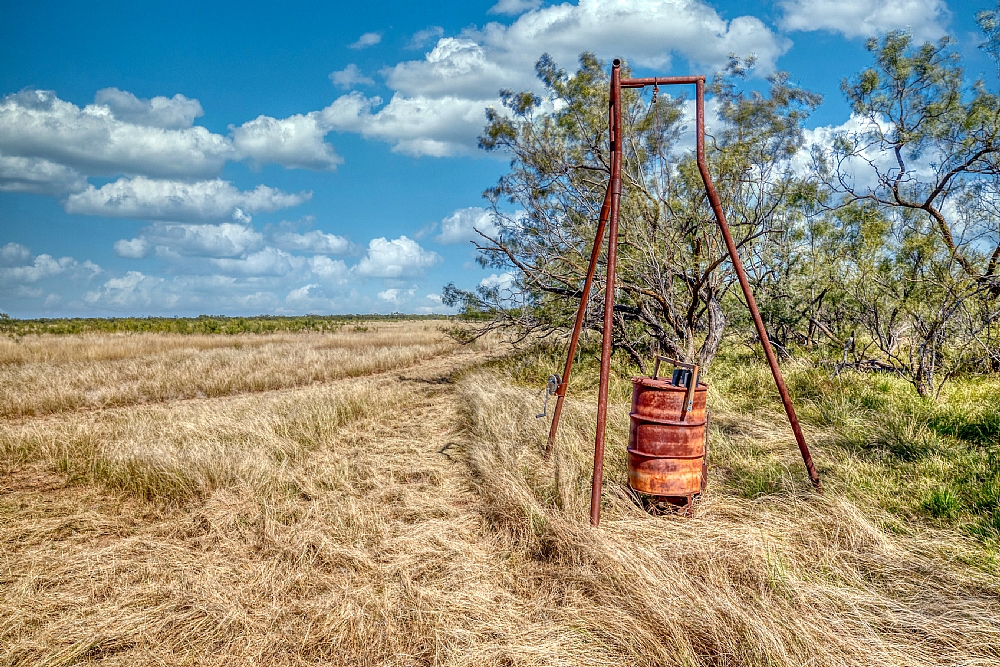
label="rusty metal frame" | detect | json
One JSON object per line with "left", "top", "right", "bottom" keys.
{"left": 545, "top": 59, "right": 822, "bottom": 527}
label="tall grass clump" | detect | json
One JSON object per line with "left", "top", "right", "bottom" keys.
{"left": 0, "top": 378, "right": 407, "bottom": 503}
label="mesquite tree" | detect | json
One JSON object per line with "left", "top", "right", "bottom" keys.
{"left": 824, "top": 31, "right": 1000, "bottom": 395}
{"left": 446, "top": 53, "right": 819, "bottom": 369}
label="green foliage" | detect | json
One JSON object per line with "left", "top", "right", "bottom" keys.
{"left": 0, "top": 314, "right": 448, "bottom": 336}
{"left": 473, "top": 52, "right": 822, "bottom": 369}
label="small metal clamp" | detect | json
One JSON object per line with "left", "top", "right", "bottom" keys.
{"left": 536, "top": 374, "right": 561, "bottom": 418}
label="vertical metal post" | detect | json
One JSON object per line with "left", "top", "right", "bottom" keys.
{"left": 590, "top": 59, "right": 624, "bottom": 526}
{"left": 694, "top": 79, "right": 822, "bottom": 491}
{"left": 545, "top": 183, "right": 613, "bottom": 459}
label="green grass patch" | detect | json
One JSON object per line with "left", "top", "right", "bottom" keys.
{"left": 491, "top": 339, "right": 1000, "bottom": 547}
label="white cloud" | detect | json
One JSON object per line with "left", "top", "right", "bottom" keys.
{"left": 231, "top": 111, "right": 343, "bottom": 170}
{"left": 322, "top": 91, "right": 493, "bottom": 157}
{"left": 116, "top": 222, "right": 265, "bottom": 259}
{"left": 435, "top": 206, "right": 498, "bottom": 244}
{"left": 0, "top": 153, "right": 86, "bottom": 194}
{"left": 479, "top": 272, "right": 515, "bottom": 290}
{"left": 269, "top": 229, "right": 351, "bottom": 254}
{"left": 0, "top": 252, "right": 100, "bottom": 285}
{"left": 354, "top": 235, "right": 441, "bottom": 278}
{"left": 321, "top": 0, "right": 787, "bottom": 156}
{"left": 778, "top": 0, "right": 950, "bottom": 40}
{"left": 64, "top": 177, "right": 310, "bottom": 221}
{"left": 208, "top": 247, "right": 305, "bottom": 276}
{"left": 286, "top": 284, "right": 319, "bottom": 302}
{"left": 308, "top": 255, "right": 349, "bottom": 280}
{"left": 407, "top": 26, "right": 445, "bottom": 49}
{"left": 378, "top": 288, "right": 400, "bottom": 302}
{"left": 93, "top": 88, "right": 204, "bottom": 129}
{"left": 1, "top": 242, "right": 31, "bottom": 266}
{"left": 488, "top": 0, "right": 542, "bottom": 16}
{"left": 113, "top": 237, "right": 151, "bottom": 258}
{"left": 330, "top": 64, "right": 375, "bottom": 89}
{"left": 350, "top": 32, "right": 382, "bottom": 49}
{"left": 0, "top": 89, "right": 233, "bottom": 180}
{"left": 83, "top": 271, "right": 171, "bottom": 308}
{"left": 0, "top": 88, "right": 349, "bottom": 188}
{"left": 73, "top": 266, "right": 364, "bottom": 315}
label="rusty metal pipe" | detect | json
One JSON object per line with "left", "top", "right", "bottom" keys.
{"left": 621, "top": 75, "right": 705, "bottom": 88}
{"left": 694, "top": 79, "right": 822, "bottom": 491}
{"left": 590, "top": 59, "right": 624, "bottom": 527}
{"left": 545, "top": 182, "right": 613, "bottom": 459}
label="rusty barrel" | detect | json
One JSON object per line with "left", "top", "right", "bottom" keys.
{"left": 627, "top": 376, "right": 708, "bottom": 497}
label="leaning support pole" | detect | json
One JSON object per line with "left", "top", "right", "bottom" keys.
{"left": 545, "top": 183, "right": 613, "bottom": 459}
{"left": 694, "top": 79, "right": 822, "bottom": 491}
{"left": 590, "top": 60, "right": 624, "bottom": 527}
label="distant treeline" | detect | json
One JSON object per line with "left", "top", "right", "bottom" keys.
{"left": 0, "top": 313, "right": 448, "bottom": 336}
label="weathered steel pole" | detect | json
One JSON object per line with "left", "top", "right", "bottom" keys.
{"left": 589, "top": 59, "right": 624, "bottom": 526}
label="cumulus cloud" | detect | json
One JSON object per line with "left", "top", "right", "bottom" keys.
{"left": 115, "top": 222, "right": 265, "bottom": 259}
{"left": 269, "top": 228, "right": 351, "bottom": 255}
{"left": 286, "top": 284, "right": 319, "bottom": 303}
{"left": 0, "top": 153, "right": 87, "bottom": 194}
{"left": 0, "top": 250, "right": 100, "bottom": 286}
{"left": 208, "top": 246, "right": 305, "bottom": 276}
{"left": 435, "top": 206, "right": 498, "bottom": 244}
{"left": 778, "top": 0, "right": 950, "bottom": 40}
{"left": 488, "top": 0, "right": 542, "bottom": 16}
{"left": 320, "top": 0, "right": 787, "bottom": 156}
{"left": 83, "top": 271, "right": 164, "bottom": 308}
{"left": 0, "top": 87, "right": 348, "bottom": 188}
{"left": 65, "top": 177, "right": 310, "bottom": 221}
{"left": 232, "top": 112, "right": 343, "bottom": 170}
{"left": 354, "top": 235, "right": 441, "bottom": 278}
{"left": 0, "top": 89, "right": 233, "bottom": 180}
{"left": 797, "top": 113, "right": 941, "bottom": 196}
{"left": 330, "top": 64, "right": 375, "bottom": 89}
{"left": 308, "top": 255, "right": 349, "bottom": 279}
{"left": 407, "top": 26, "right": 445, "bottom": 49}
{"left": 350, "top": 32, "right": 382, "bottom": 49}
{"left": 322, "top": 91, "right": 493, "bottom": 157}
{"left": 1, "top": 242, "right": 31, "bottom": 266}
{"left": 479, "top": 272, "right": 515, "bottom": 290}
{"left": 113, "top": 237, "right": 151, "bottom": 259}
{"left": 377, "top": 287, "right": 416, "bottom": 304}
{"left": 93, "top": 88, "right": 204, "bottom": 129}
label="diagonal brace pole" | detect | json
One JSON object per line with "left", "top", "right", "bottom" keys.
{"left": 544, "top": 182, "right": 613, "bottom": 459}
{"left": 693, "top": 78, "right": 822, "bottom": 491}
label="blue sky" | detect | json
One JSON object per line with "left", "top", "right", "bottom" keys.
{"left": 0, "top": 0, "right": 994, "bottom": 317}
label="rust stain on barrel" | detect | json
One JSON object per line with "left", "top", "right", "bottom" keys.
{"left": 627, "top": 377, "right": 707, "bottom": 498}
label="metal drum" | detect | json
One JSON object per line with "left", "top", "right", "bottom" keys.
{"left": 627, "top": 370, "right": 708, "bottom": 501}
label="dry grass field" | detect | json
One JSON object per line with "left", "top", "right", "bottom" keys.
{"left": 2, "top": 324, "right": 998, "bottom": 666}
{"left": 0, "top": 324, "right": 450, "bottom": 419}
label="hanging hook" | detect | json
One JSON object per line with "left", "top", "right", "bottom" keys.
{"left": 651, "top": 83, "right": 658, "bottom": 105}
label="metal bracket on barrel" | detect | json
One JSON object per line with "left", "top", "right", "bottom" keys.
{"left": 652, "top": 356, "right": 700, "bottom": 422}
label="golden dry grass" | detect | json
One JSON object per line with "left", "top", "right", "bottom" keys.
{"left": 0, "top": 323, "right": 452, "bottom": 418}
{"left": 2, "top": 329, "right": 998, "bottom": 666}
